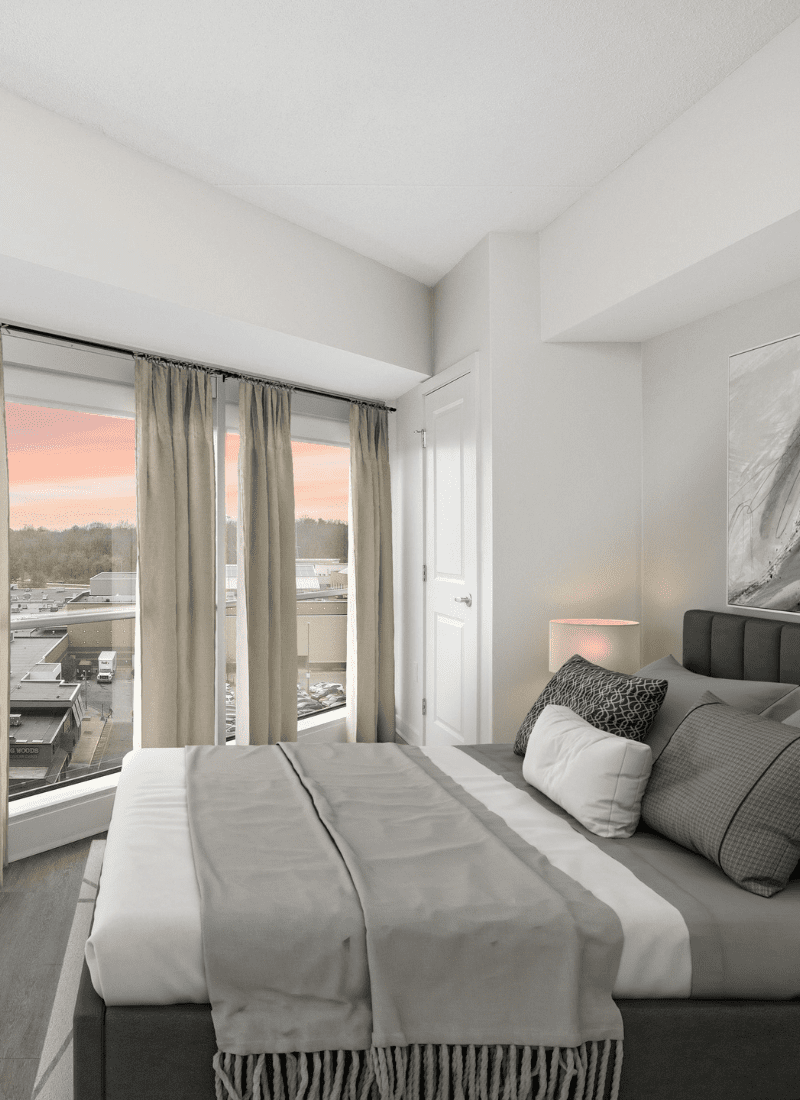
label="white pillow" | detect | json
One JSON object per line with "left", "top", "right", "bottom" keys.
{"left": 522, "top": 704, "right": 653, "bottom": 838}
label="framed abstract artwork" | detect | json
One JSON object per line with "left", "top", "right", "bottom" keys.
{"left": 728, "top": 331, "right": 800, "bottom": 613}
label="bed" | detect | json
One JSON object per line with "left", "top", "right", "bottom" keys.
{"left": 73, "top": 608, "right": 800, "bottom": 1100}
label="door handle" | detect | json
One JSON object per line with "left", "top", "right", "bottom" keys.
{"left": 454, "top": 594, "right": 472, "bottom": 607}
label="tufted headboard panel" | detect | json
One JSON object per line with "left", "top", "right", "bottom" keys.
{"left": 682, "top": 609, "right": 800, "bottom": 685}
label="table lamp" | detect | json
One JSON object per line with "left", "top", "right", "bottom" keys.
{"left": 549, "top": 618, "right": 641, "bottom": 675}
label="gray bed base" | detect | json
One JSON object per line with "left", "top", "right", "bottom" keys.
{"left": 73, "top": 609, "right": 800, "bottom": 1100}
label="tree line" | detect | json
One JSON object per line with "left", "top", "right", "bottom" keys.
{"left": 10, "top": 523, "right": 136, "bottom": 587}
{"left": 11, "top": 519, "right": 347, "bottom": 586}
{"left": 226, "top": 517, "right": 347, "bottom": 564}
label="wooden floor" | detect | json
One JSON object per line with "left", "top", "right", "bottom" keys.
{"left": 0, "top": 836, "right": 101, "bottom": 1100}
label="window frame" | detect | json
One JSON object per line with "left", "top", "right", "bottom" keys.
{"left": 4, "top": 345, "right": 138, "bottom": 804}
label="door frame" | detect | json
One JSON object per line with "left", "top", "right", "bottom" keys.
{"left": 420, "top": 352, "right": 484, "bottom": 744}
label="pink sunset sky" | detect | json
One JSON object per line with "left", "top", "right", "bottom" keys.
{"left": 7, "top": 404, "right": 349, "bottom": 529}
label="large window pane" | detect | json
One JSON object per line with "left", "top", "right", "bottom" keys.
{"left": 223, "top": 432, "right": 350, "bottom": 732}
{"left": 224, "top": 431, "right": 238, "bottom": 740}
{"left": 7, "top": 403, "right": 136, "bottom": 797}
{"left": 293, "top": 442, "right": 349, "bottom": 719}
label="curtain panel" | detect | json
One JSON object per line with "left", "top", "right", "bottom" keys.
{"left": 346, "top": 404, "right": 395, "bottom": 743}
{"left": 135, "top": 358, "right": 216, "bottom": 748}
{"left": 0, "top": 340, "right": 9, "bottom": 880}
{"left": 236, "top": 381, "right": 297, "bottom": 745}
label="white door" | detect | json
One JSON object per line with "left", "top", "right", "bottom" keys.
{"left": 424, "top": 371, "right": 478, "bottom": 746}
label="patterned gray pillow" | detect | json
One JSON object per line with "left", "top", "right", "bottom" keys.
{"left": 513, "top": 654, "right": 668, "bottom": 757}
{"left": 641, "top": 692, "right": 800, "bottom": 897}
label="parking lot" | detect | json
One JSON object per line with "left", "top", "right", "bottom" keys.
{"left": 81, "top": 665, "right": 134, "bottom": 722}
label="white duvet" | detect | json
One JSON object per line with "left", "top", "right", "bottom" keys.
{"left": 85, "top": 746, "right": 692, "bottom": 1006}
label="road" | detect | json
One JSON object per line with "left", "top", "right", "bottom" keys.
{"left": 71, "top": 667, "right": 135, "bottom": 774}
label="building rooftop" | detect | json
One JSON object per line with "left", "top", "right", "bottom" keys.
{"left": 9, "top": 709, "right": 68, "bottom": 747}
{"left": 25, "top": 662, "right": 63, "bottom": 681}
{"left": 10, "top": 587, "right": 70, "bottom": 609}
{"left": 69, "top": 593, "right": 133, "bottom": 603}
{"left": 10, "top": 681, "right": 81, "bottom": 707}
{"left": 10, "top": 635, "right": 65, "bottom": 687}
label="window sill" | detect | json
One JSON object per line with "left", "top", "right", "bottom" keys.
{"left": 8, "top": 771, "right": 119, "bottom": 863}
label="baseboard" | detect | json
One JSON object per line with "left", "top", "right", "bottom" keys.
{"left": 8, "top": 773, "right": 118, "bottom": 862}
{"left": 395, "top": 715, "right": 422, "bottom": 746}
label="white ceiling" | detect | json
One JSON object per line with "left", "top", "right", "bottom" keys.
{"left": 2, "top": 1, "right": 800, "bottom": 287}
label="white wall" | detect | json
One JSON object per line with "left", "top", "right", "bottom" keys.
{"left": 540, "top": 17, "right": 800, "bottom": 344}
{"left": 394, "top": 232, "right": 643, "bottom": 745}
{"left": 488, "top": 235, "right": 642, "bottom": 740}
{"left": 0, "top": 87, "right": 432, "bottom": 397}
{"left": 641, "top": 274, "right": 800, "bottom": 666}
{"left": 432, "top": 238, "right": 491, "bottom": 378}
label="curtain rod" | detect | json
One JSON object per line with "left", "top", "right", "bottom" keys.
{"left": 0, "top": 322, "right": 397, "bottom": 412}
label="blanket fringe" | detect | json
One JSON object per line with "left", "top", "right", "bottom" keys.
{"left": 213, "top": 1042, "right": 622, "bottom": 1100}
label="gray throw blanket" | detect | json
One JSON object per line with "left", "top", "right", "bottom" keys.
{"left": 185, "top": 744, "right": 624, "bottom": 1100}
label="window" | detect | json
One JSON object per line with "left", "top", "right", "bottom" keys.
{"left": 222, "top": 426, "right": 350, "bottom": 733}
{"left": 293, "top": 440, "right": 350, "bottom": 719}
{"left": 4, "top": 337, "right": 352, "bottom": 809}
{"left": 7, "top": 401, "right": 137, "bottom": 799}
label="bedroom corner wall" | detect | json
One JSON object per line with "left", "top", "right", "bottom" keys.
{"left": 641, "top": 274, "right": 800, "bottom": 665}
{"left": 487, "top": 234, "right": 642, "bottom": 742}
{"left": 392, "top": 239, "right": 491, "bottom": 746}
{"left": 539, "top": 17, "right": 800, "bottom": 343}
{"left": 393, "top": 232, "right": 643, "bottom": 746}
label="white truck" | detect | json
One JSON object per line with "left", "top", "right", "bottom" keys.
{"left": 97, "top": 651, "right": 117, "bottom": 683}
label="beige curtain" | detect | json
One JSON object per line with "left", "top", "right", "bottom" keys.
{"left": 237, "top": 381, "right": 297, "bottom": 744}
{"left": 135, "top": 358, "right": 216, "bottom": 747}
{"left": 0, "top": 340, "right": 9, "bottom": 881}
{"left": 346, "top": 404, "right": 395, "bottom": 743}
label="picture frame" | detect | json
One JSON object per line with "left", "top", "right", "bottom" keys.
{"left": 728, "top": 331, "right": 800, "bottom": 613}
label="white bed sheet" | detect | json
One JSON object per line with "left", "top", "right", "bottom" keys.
{"left": 85, "top": 746, "right": 691, "bottom": 1006}
{"left": 86, "top": 749, "right": 207, "bottom": 1005}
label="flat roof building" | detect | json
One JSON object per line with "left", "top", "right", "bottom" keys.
{"left": 89, "top": 572, "right": 136, "bottom": 601}
{"left": 8, "top": 680, "right": 84, "bottom": 793}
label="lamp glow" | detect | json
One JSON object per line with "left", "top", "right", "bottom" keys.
{"left": 549, "top": 619, "right": 641, "bottom": 675}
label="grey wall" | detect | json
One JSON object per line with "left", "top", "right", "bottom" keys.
{"left": 641, "top": 273, "right": 800, "bottom": 665}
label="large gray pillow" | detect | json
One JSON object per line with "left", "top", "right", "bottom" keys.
{"left": 637, "top": 655, "right": 800, "bottom": 759}
{"left": 641, "top": 692, "right": 800, "bottom": 897}
{"left": 513, "top": 654, "right": 667, "bottom": 757}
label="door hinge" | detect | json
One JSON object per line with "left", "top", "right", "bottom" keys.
{"left": 423, "top": 564, "right": 427, "bottom": 582}
{"left": 415, "top": 428, "right": 427, "bottom": 448}
{"left": 422, "top": 698, "right": 427, "bottom": 716}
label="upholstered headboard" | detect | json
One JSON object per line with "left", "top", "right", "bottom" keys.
{"left": 682, "top": 609, "right": 800, "bottom": 684}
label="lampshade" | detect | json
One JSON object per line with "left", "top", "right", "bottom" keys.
{"left": 549, "top": 619, "right": 641, "bottom": 675}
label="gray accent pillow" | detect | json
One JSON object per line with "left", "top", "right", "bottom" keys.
{"left": 637, "top": 655, "right": 800, "bottom": 759}
{"left": 513, "top": 654, "right": 667, "bottom": 757}
{"left": 641, "top": 692, "right": 800, "bottom": 897}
